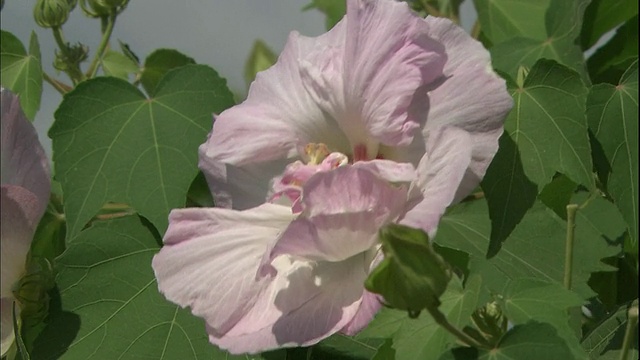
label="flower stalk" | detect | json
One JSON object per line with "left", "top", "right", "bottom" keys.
{"left": 619, "top": 305, "right": 638, "bottom": 360}
{"left": 563, "top": 204, "right": 579, "bottom": 290}
{"left": 426, "top": 305, "right": 486, "bottom": 349}
{"left": 85, "top": 12, "right": 116, "bottom": 78}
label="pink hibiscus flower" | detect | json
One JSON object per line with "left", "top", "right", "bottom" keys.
{"left": 1, "top": 89, "right": 51, "bottom": 356}
{"left": 153, "top": 0, "right": 512, "bottom": 354}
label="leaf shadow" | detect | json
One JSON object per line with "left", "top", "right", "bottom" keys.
{"left": 30, "top": 286, "right": 81, "bottom": 360}
{"left": 481, "top": 133, "right": 538, "bottom": 259}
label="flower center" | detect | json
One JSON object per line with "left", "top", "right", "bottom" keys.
{"left": 268, "top": 142, "right": 385, "bottom": 212}
{"left": 268, "top": 143, "right": 348, "bottom": 212}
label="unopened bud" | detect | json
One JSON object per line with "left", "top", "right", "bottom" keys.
{"left": 34, "top": 0, "right": 71, "bottom": 28}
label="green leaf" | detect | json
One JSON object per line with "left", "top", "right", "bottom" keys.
{"left": 580, "top": 0, "right": 638, "bottom": 50}
{"left": 435, "top": 194, "right": 625, "bottom": 299}
{"left": 481, "top": 132, "right": 538, "bottom": 254}
{"left": 303, "top": 0, "right": 346, "bottom": 30}
{"left": 490, "top": 0, "right": 590, "bottom": 82}
{"left": 505, "top": 59, "right": 594, "bottom": 190}
{"left": 141, "top": 49, "right": 196, "bottom": 96}
{"left": 371, "top": 339, "right": 394, "bottom": 360}
{"left": 0, "top": 30, "right": 43, "bottom": 120}
{"left": 392, "top": 275, "right": 482, "bottom": 360}
{"left": 498, "top": 278, "right": 587, "bottom": 358}
{"left": 587, "top": 60, "right": 638, "bottom": 252}
{"left": 365, "top": 224, "right": 452, "bottom": 313}
{"left": 311, "top": 334, "right": 381, "bottom": 359}
{"left": 538, "top": 175, "right": 578, "bottom": 220}
{"left": 587, "top": 16, "right": 638, "bottom": 85}
{"left": 244, "top": 40, "right": 276, "bottom": 88}
{"left": 582, "top": 302, "right": 639, "bottom": 359}
{"left": 29, "top": 216, "right": 244, "bottom": 359}
{"left": 101, "top": 50, "right": 140, "bottom": 80}
{"left": 361, "top": 275, "right": 481, "bottom": 360}
{"left": 50, "top": 65, "right": 234, "bottom": 239}
{"left": 440, "top": 322, "right": 575, "bottom": 360}
{"left": 472, "top": 0, "right": 550, "bottom": 44}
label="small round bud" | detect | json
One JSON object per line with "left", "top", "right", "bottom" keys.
{"left": 33, "top": 0, "right": 71, "bottom": 28}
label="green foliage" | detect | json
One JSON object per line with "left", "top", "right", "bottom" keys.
{"left": 361, "top": 275, "right": 482, "bottom": 360}
{"left": 580, "top": 0, "right": 638, "bottom": 50}
{"left": 497, "top": 278, "right": 586, "bottom": 358}
{"left": 505, "top": 60, "right": 593, "bottom": 190}
{"left": 473, "top": 0, "right": 550, "bottom": 44}
{"left": 587, "top": 16, "right": 638, "bottom": 85}
{"left": 488, "top": 0, "right": 590, "bottom": 82}
{"left": 365, "top": 224, "right": 452, "bottom": 313}
{"left": 440, "top": 322, "right": 576, "bottom": 360}
{"left": 303, "top": 0, "right": 346, "bottom": 30}
{"left": 244, "top": 40, "right": 277, "bottom": 88}
{"left": 27, "top": 215, "right": 241, "bottom": 359}
{"left": 582, "top": 301, "right": 639, "bottom": 359}
{"left": 435, "top": 194, "right": 625, "bottom": 299}
{"left": 100, "top": 50, "right": 139, "bottom": 80}
{"left": 0, "top": 30, "right": 43, "bottom": 120}
{"left": 140, "top": 49, "right": 196, "bottom": 96}
{"left": 587, "top": 60, "right": 639, "bottom": 253}
{"left": 49, "top": 64, "right": 234, "bottom": 239}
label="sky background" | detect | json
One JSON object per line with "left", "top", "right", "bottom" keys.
{"left": 1, "top": 1, "right": 605, "bottom": 160}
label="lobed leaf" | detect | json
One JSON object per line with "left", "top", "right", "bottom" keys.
{"left": 0, "top": 30, "right": 43, "bottom": 120}
{"left": 587, "top": 59, "right": 639, "bottom": 252}
{"left": 29, "top": 216, "right": 247, "bottom": 359}
{"left": 435, "top": 193, "right": 625, "bottom": 299}
{"left": 506, "top": 60, "right": 593, "bottom": 190}
{"left": 50, "top": 65, "right": 234, "bottom": 239}
{"left": 489, "top": 0, "right": 590, "bottom": 82}
{"left": 580, "top": 0, "right": 638, "bottom": 50}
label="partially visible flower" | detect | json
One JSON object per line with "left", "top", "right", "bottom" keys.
{"left": 0, "top": 89, "right": 51, "bottom": 356}
{"left": 153, "top": 0, "right": 512, "bottom": 354}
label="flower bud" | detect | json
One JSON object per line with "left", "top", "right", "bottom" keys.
{"left": 33, "top": 0, "right": 71, "bottom": 28}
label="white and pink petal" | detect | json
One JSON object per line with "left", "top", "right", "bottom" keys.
{"left": 269, "top": 167, "right": 407, "bottom": 262}
{"left": 152, "top": 203, "right": 295, "bottom": 335}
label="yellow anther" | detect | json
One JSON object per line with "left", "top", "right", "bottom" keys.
{"left": 304, "top": 143, "right": 330, "bottom": 165}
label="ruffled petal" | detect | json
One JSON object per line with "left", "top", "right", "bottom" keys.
{"left": 351, "top": 159, "right": 416, "bottom": 184}
{"left": 201, "top": 28, "right": 352, "bottom": 208}
{"left": 420, "top": 17, "right": 512, "bottom": 197}
{"left": 1, "top": 89, "right": 51, "bottom": 221}
{"left": 152, "top": 203, "right": 295, "bottom": 335}
{"left": 270, "top": 166, "right": 407, "bottom": 262}
{"left": 0, "top": 297, "right": 16, "bottom": 357}
{"left": 203, "top": 28, "right": 349, "bottom": 166}
{"left": 340, "top": 249, "right": 384, "bottom": 335}
{"left": 400, "top": 127, "right": 472, "bottom": 237}
{"left": 209, "top": 253, "right": 370, "bottom": 354}
{"left": 1, "top": 185, "right": 40, "bottom": 298}
{"left": 341, "top": 0, "right": 446, "bottom": 147}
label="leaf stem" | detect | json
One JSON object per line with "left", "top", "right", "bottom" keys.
{"left": 43, "top": 72, "right": 72, "bottom": 94}
{"left": 426, "top": 305, "right": 485, "bottom": 349}
{"left": 86, "top": 13, "right": 116, "bottom": 79}
{"left": 563, "top": 204, "right": 579, "bottom": 290}
{"left": 619, "top": 305, "right": 638, "bottom": 360}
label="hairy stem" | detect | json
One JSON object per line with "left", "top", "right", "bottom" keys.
{"left": 619, "top": 305, "right": 638, "bottom": 360}
{"left": 563, "top": 204, "right": 579, "bottom": 290}
{"left": 427, "top": 305, "right": 485, "bottom": 348}
{"left": 86, "top": 13, "right": 116, "bottom": 78}
{"left": 43, "top": 72, "right": 72, "bottom": 94}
